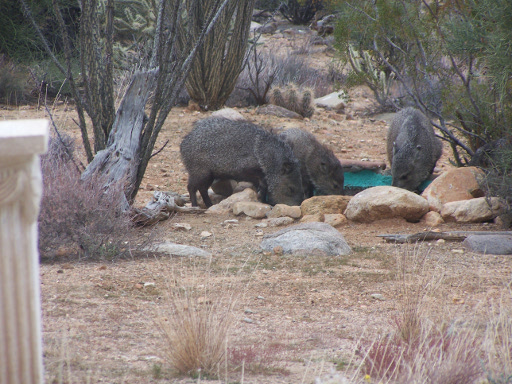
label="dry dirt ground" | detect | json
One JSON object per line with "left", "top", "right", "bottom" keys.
{"left": 2, "top": 27, "right": 511, "bottom": 384}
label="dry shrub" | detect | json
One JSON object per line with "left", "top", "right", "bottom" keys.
{"left": 483, "top": 295, "right": 512, "bottom": 384}
{"left": 229, "top": 47, "right": 335, "bottom": 107}
{"left": 38, "top": 134, "right": 136, "bottom": 261}
{"left": 0, "top": 54, "right": 31, "bottom": 104}
{"left": 158, "top": 275, "right": 236, "bottom": 378}
{"left": 363, "top": 246, "right": 482, "bottom": 383}
{"left": 275, "top": 52, "right": 334, "bottom": 97}
{"left": 229, "top": 343, "right": 289, "bottom": 376}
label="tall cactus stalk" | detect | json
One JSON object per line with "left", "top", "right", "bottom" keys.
{"left": 183, "top": 0, "right": 256, "bottom": 110}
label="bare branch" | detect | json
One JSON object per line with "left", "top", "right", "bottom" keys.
{"left": 150, "top": 140, "right": 169, "bottom": 159}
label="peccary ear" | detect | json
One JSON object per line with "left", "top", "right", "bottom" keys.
{"left": 416, "top": 145, "right": 422, "bottom": 150}
{"left": 282, "top": 161, "right": 294, "bottom": 174}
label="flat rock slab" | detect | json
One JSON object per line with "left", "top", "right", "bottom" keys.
{"left": 260, "top": 222, "right": 351, "bottom": 256}
{"left": 463, "top": 234, "right": 512, "bottom": 255}
{"left": 146, "top": 242, "right": 211, "bottom": 258}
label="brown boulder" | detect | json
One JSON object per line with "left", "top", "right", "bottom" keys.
{"left": 345, "top": 186, "right": 429, "bottom": 223}
{"left": 301, "top": 195, "right": 351, "bottom": 216}
{"left": 421, "top": 167, "right": 485, "bottom": 212}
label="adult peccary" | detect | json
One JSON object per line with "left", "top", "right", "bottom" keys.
{"left": 180, "top": 117, "right": 304, "bottom": 207}
{"left": 279, "top": 128, "right": 344, "bottom": 197}
{"left": 387, "top": 107, "right": 443, "bottom": 191}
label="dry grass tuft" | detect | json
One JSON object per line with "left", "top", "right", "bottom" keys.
{"left": 229, "top": 343, "right": 290, "bottom": 376}
{"left": 482, "top": 294, "right": 512, "bottom": 384}
{"left": 157, "top": 265, "right": 238, "bottom": 379}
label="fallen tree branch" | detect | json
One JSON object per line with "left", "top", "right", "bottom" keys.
{"left": 132, "top": 191, "right": 205, "bottom": 226}
{"left": 378, "top": 231, "right": 512, "bottom": 243}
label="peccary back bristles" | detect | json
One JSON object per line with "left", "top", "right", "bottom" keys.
{"left": 387, "top": 107, "right": 442, "bottom": 191}
{"left": 180, "top": 117, "right": 304, "bottom": 207}
{"left": 279, "top": 128, "right": 344, "bottom": 197}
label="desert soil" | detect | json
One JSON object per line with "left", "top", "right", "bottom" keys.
{"left": 2, "top": 25, "right": 511, "bottom": 384}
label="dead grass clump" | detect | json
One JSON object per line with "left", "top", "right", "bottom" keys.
{"left": 364, "top": 321, "right": 482, "bottom": 383}
{"left": 38, "top": 134, "right": 136, "bottom": 261}
{"left": 158, "top": 281, "right": 236, "bottom": 378}
{"left": 359, "top": 246, "right": 495, "bottom": 383}
{"left": 276, "top": 53, "right": 333, "bottom": 98}
{"left": 229, "top": 343, "right": 290, "bottom": 376}
{"left": 230, "top": 47, "right": 335, "bottom": 107}
{"left": 482, "top": 295, "right": 512, "bottom": 383}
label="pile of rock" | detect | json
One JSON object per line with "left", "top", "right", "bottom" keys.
{"left": 203, "top": 166, "right": 505, "bottom": 227}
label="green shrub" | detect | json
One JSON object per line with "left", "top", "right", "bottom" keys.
{"left": 334, "top": 0, "right": 512, "bottom": 166}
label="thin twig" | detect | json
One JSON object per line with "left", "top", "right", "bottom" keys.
{"left": 150, "top": 140, "right": 169, "bottom": 159}
{"left": 44, "top": 103, "right": 86, "bottom": 173}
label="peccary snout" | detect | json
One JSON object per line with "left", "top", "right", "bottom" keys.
{"left": 180, "top": 117, "right": 304, "bottom": 207}
{"left": 387, "top": 107, "right": 443, "bottom": 192}
{"left": 279, "top": 128, "right": 344, "bottom": 197}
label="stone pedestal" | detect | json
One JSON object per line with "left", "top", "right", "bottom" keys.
{"left": 0, "top": 119, "right": 48, "bottom": 384}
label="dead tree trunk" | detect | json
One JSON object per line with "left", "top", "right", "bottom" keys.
{"left": 81, "top": 69, "right": 158, "bottom": 207}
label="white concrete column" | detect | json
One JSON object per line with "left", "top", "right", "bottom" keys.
{"left": 0, "top": 119, "right": 48, "bottom": 384}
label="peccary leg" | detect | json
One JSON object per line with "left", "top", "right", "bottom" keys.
{"left": 198, "top": 186, "right": 213, "bottom": 208}
{"left": 188, "top": 174, "right": 214, "bottom": 207}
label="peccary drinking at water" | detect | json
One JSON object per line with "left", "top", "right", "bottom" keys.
{"left": 279, "top": 128, "right": 344, "bottom": 197}
{"left": 180, "top": 117, "right": 304, "bottom": 207}
{"left": 387, "top": 107, "right": 443, "bottom": 191}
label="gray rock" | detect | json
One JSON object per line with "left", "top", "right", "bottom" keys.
{"left": 314, "top": 91, "right": 348, "bottom": 108}
{"left": 463, "top": 234, "right": 512, "bottom": 255}
{"left": 210, "top": 108, "right": 246, "bottom": 121}
{"left": 146, "top": 242, "right": 211, "bottom": 258}
{"left": 256, "top": 104, "right": 303, "bottom": 119}
{"left": 260, "top": 222, "right": 351, "bottom": 256}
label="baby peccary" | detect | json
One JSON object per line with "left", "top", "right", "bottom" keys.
{"left": 387, "top": 107, "right": 443, "bottom": 191}
{"left": 180, "top": 117, "right": 304, "bottom": 207}
{"left": 279, "top": 128, "right": 344, "bottom": 197}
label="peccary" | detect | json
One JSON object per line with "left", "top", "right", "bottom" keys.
{"left": 387, "top": 107, "right": 443, "bottom": 191}
{"left": 180, "top": 117, "right": 304, "bottom": 207}
{"left": 279, "top": 128, "right": 344, "bottom": 197}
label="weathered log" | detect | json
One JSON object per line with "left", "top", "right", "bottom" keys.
{"left": 81, "top": 69, "right": 158, "bottom": 208}
{"left": 378, "top": 230, "right": 512, "bottom": 243}
{"left": 340, "top": 159, "right": 386, "bottom": 172}
{"left": 132, "top": 191, "right": 205, "bottom": 226}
